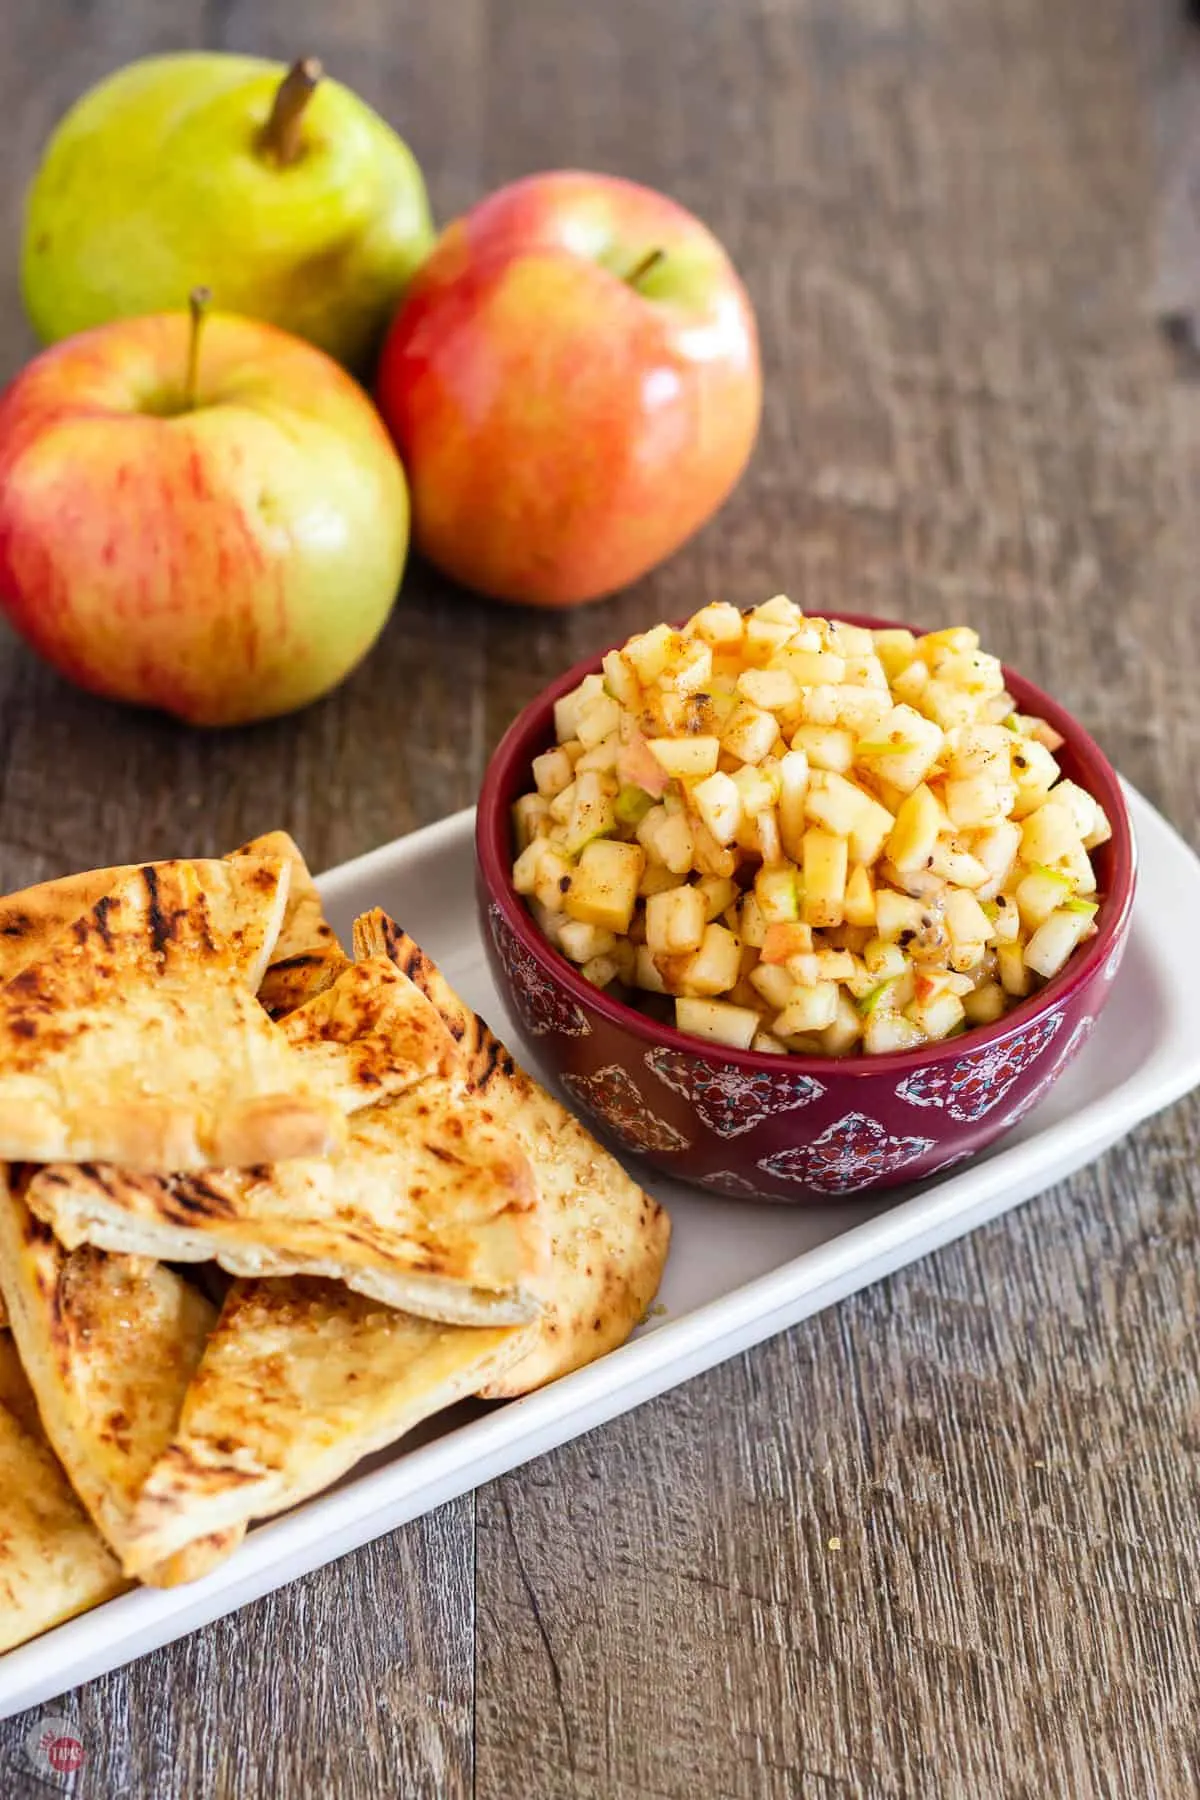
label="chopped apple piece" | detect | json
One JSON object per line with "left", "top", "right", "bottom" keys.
{"left": 855, "top": 705, "right": 943, "bottom": 792}
{"left": 563, "top": 839, "right": 645, "bottom": 932}
{"left": 637, "top": 805, "right": 695, "bottom": 874}
{"left": 864, "top": 1010, "right": 926, "bottom": 1054}
{"left": 1014, "top": 865, "right": 1073, "bottom": 930}
{"left": 761, "top": 921, "right": 814, "bottom": 964}
{"left": 634, "top": 945, "right": 667, "bottom": 992}
{"left": 1023, "top": 905, "right": 1095, "bottom": 979}
{"left": 738, "top": 891, "right": 767, "bottom": 947}
{"left": 886, "top": 784, "right": 941, "bottom": 874}
{"left": 644, "top": 735, "right": 721, "bottom": 780}
{"left": 801, "top": 829, "right": 848, "bottom": 928}
{"left": 777, "top": 749, "right": 810, "bottom": 858}
{"left": 755, "top": 863, "right": 801, "bottom": 924}
{"left": 688, "top": 602, "right": 745, "bottom": 646}
{"left": 513, "top": 792, "right": 552, "bottom": 850}
{"left": 512, "top": 838, "right": 547, "bottom": 895}
{"left": 963, "top": 980, "right": 1007, "bottom": 1025}
{"left": 672, "top": 923, "right": 743, "bottom": 996}
{"left": 721, "top": 701, "right": 780, "bottom": 764}
{"left": 738, "top": 667, "right": 801, "bottom": 711}
{"left": 691, "top": 772, "right": 743, "bottom": 846}
{"left": 997, "top": 939, "right": 1033, "bottom": 996}
{"left": 944, "top": 774, "right": 1015, "bottom": 829}
{"left": 533, "top": 747, "right": 575, "bottom": 798}
{"left": 558, "top": 920, "right": 618, "bottom": 964}
{"left": 873, "top": 889, "right": 927, "bottom": 943}
{"left": 533, "top": 848, "right": 577, "bottom": 911}
{"left": 905, "top": 988, "right": 965, "bottom": 1040}
{"left": 645, "top": 884, "right": 707, "bottom": 956}
{"left": 1019, "top": 800, "right": 1082, "bottom": 869}
{"left": 872, "top": 629, "right": 917, "bottom": 679}
{"left": 675, "top": 996, "right": 761, "bottom": 1050}
{"left": 561, "top": 769, "right": 617, "bottom": 854}
{"left": 844, "top": 862, "right": 877, "bottom": 927}
{"left": 927, "top": 838, "right": 988, "bottom": 888}
{"left": 695, "top": 875, "right": 738, "bottom": 920}
{"left": 790, "top": 724, "right": 856, "bottom": 774}
{"left": 820, "top": 989, "right": 863, "bottom": 1055}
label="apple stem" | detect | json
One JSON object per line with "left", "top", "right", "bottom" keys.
{"left": 624, "top": 247, "right": 666, "bottom": 289}
{"left": 258, "top": 57, "right": 323, "bottom": 166}
{"left": 184, "top": 286, "right": 211, "bottom": 412}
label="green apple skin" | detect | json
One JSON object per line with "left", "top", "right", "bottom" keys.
{"left": 0, "top": 311, "right": 409, "bottom": 726}
{"left": 22, "top": 53, "right": 435, "bottom": 374}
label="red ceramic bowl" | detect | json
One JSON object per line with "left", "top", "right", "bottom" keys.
{"left": 476, "top": 614, "right": 1137, "bottom": 1201}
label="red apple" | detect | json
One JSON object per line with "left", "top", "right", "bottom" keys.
{"left": 0, "top": 305, "right": 409, "bottom": 726}
{"left": 375, "top": 171, "right": 761, "bottom": 608}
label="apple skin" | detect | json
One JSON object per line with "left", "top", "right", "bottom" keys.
{"left": 374, "top": 171, "right": 761, "bottom": 608}
{"left": 22, "top": 53, "right": 435, "bottom": 374}
{"left": 0, "top": 312, "right": 409, "bottom": 726}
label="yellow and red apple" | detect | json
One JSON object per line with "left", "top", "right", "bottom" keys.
{"left": 0, "top": 307, "right": 409, "bottom": 725}
{"left": 375, "top": 171, "right": 761, "bottom": 608}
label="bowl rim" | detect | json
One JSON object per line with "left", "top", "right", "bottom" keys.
{"left": 476, "top": 610, "right": 1138, "bottom": 1080}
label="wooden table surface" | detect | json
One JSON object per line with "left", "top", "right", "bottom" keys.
{"left": 1, "top": 0, "right": 1198, "bottom": 1794}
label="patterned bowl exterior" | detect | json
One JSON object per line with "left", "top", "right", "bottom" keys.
{"left": 476, "top": 614, "right": 1137, "bottom": 1203}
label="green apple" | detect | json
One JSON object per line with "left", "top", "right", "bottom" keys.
{"left": 0, "top": 299, "right": 409, "bottom": 726}
{"left": 22, "top": 53, "right": 435, "bottom": 373}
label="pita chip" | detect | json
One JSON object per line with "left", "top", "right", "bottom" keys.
{"left": 27, "top": 1069, "right": 546, "bottom": 1325}
{"left": 0, "top": 858, "right": 346, "bottom": 1170}
{"left": 278, "top": 952, "right": 459, "bottom": 1113}
{"left": 229, "top": 831, "right": 349, "bottom": 1017}
{"left": 353, "top": 911, "right": 671, "bottom": 1395}
{"left": 0, "top": 1173, "right": 243, "bottom": 1589}
{"left": 121, "top": 1275, "right": 529, "bottom": 1576}
{"left": 0, "top": 851, "right": 289, "bottom": 994}
{"left": 0, "top": 1331, "right": 131, "bottom": 1650}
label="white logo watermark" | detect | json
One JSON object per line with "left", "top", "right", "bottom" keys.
{"left": 22, "top": 1713, "right": 87, "bottom": 1782}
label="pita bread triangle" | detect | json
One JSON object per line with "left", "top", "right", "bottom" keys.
{"left": 120, "top": 1274, "right": 529, "bottom": 1576}
{"left": 0, "top": 858, "right": 347, "bottom": 1170}
{"left": 352, "top": 910, "right": 671, "bottom": 1396}
{"left": 0, "top": 1172, "right": 244, "bottom": 1589}
{"left": 25, "top": 943, "right": 546, "bottom": 1323}
{"left": 229, "top": 831, "right": 349, "bottom": 1018}
{"left": 277, "top": 951, "right": 459, "bottom": 1112}
{"left": 0, "top": 1330, "right": 131, "bottom": 1650}
{"left": 0, "top": 851, "right": 291, "bottom": 995}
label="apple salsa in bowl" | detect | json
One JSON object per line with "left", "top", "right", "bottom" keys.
{"left": 508, "top": 596, "right": 1114, "bottom": 1059}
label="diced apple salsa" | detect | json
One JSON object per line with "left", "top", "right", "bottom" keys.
{"left": 510, "top": 598, "right": 1111, "bottom": 1055}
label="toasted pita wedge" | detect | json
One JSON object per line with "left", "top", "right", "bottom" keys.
{"left": 354, "top": 911, "right": 671, "bottom": 1395}
{"left": 230, "top": 832, "right": 349, "bottom": 1017}
{"left": 0, "top": 859, "right": 346, "bottom": 1170}
{"left": 120, "top": 1275, "right": 529, "bottom": 1575}
{"left": 0, "top": 1176, "right": 243, "bottom": 1588}
{"left": 0, "top": 854, "right": 288, "bottom": 994}
{"left": 28, "top": 1070, "right": 546, "bottom": 1324}
{"left": 278, "top": 954, "right": 458, "bottom": 1114}
{"left": 0, "top": 1332, "right": 130, "bottom": 1649}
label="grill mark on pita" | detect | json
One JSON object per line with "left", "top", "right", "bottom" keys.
{"left": 0, "top": 916, "right": 30, "bottom": 937}
{"left": 93, "top": 895, "right": 116, "bottom": 949}
{"left": 270, "top": 953, "right": 326, "bottom": 974}
{"left": 141, "top": 866, "right": 173, "bottom": 956}
{"left": 166, "top": 1178, "right": 239, "bottom": 1221}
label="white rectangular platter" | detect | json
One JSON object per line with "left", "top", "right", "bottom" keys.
{"left": 3, "top": 781, "right": 1198, "bottom": 1718}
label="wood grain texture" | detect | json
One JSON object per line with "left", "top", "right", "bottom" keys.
{"left": 1, "top": 0, "right": 1199, "bottom": 1795}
